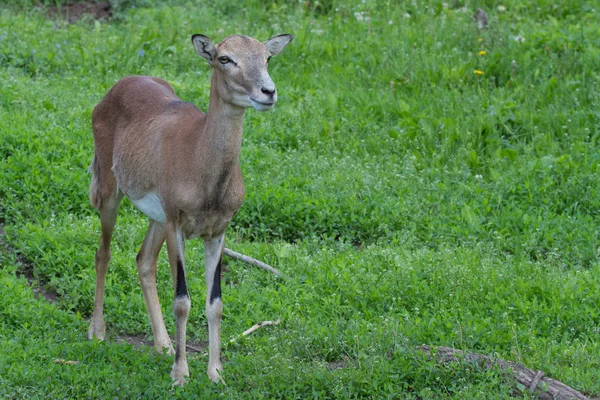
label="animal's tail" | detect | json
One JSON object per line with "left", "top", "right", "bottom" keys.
{"left": 88, "top": 153, "right": 103, "bottom": 209}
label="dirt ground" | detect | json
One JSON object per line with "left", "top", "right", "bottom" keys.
{"left": 47, "top": 1, "right": 112, "bottom": 23}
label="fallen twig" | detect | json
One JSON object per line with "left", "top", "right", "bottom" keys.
{"left": 242, "top": 319, "right": 280, "bottom": 336}
{"left": 230, "top": 319, "right": 280, "bottom": 343}
{"left": 417, "top": 345, "right": 590, "bottom": 399}
{"left": 52, "top": 359, "right": 78, "bottom": 366}
{"left": 223, "top": 248, "right": 283, "bottom": 278}
{"left": 185, "top": 343, "right": 204, "bottom": 353}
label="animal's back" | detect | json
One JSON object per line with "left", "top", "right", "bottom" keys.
{"left": 90, "top": 76, "right": 202, "bottom": 206}
{"left": 92, "top": 76, "right": 179, "bottom": 140}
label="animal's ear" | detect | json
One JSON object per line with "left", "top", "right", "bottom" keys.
{"left": 264, "top": 34, "right": 293, "bottom": 56}
{"left": 192, "top": 34, "right": 217, "bottom": 62}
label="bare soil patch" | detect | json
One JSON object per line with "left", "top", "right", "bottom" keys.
{"left": 0, "top": 224, "right": 59, "bottom": 303}
{"left": 115, "top": 334, "right": 207, "bottom": 354}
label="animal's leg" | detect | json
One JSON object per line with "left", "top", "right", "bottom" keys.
{"left": 136, "top": 220, "right": 173, "bottom": 354}
{"left": 204, "top": 234, "right": 225, "bottom": 383}
{"left": 165, "top": 223, "right": 190, "bottom": 386}
{"left": 88, "top": 193, "right": 123, "bottom": 340}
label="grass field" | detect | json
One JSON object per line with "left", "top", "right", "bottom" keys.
{"left": 1, "top": 0, "right": 599, "bottom": 398}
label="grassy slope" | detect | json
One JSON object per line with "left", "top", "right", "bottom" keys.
{"left": 0, "top": 0, "right": 599, "bottom": 398}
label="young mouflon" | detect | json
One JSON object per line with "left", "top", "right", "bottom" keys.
{"left": 87, "top": 33, "right": 292, "bottom": 385}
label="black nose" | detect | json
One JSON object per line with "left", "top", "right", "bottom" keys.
{"left": 261, "top": 87, "right": 276, "bottom": 96}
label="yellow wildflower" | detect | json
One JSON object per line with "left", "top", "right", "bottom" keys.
{"left": 474, "top": 69, "right": 484, "bottom": 75}
{"left": 478, "top": 50, "right": 486, "bottom": 56}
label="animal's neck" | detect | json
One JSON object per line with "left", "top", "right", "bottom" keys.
{"left": 202, "top": 72, "right": 246, "bottom": 167}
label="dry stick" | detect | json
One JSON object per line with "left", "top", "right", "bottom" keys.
{"left": 242, "top": 319, "right": 280, "bottom": 336}
{"left": 53, "top": 359, "right": 78, "bottom": 366}
{"left": 223, "top": 248, "right": 283, "bottom": 278}
{"left": 186, "top": 343, "right": 204, "bottom": 353}
{"left": 417, "top": 345, "right": 590, "bottom": 400}
{"left": 230, "top": 319, "right": 281, "bottom": 343}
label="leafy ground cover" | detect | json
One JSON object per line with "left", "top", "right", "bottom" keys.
{"left": 0, "top": 0, "right": 599, "bottom": 398}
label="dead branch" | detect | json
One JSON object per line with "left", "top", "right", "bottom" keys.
{"left": 52, "top": 359, "right": 79, "bottom": 366}
{"left": 230, "top": 319, "right": 281, "bottom": 343}
{"left": 185, "top": 343, "right": 204, "bottom": 353}
{"left": 417, "top": 345, "right": 590, "bottom": 400}
{"left": 242, "top": 319, "right": 280, "bottom": 336}
{"left": 223, "top": 248, "right": 283, "bottom": 278}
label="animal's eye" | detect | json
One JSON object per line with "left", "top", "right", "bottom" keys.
{"left": 218, "top": 56, "right": 231, "bottom": 65}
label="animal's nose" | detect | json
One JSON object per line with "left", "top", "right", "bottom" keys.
{"left": 261, "top": 87, "right": 276, "bottom": 96}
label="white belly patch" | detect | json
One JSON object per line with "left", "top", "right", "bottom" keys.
{"left": 129, "top": 192, "right": 166, "bottom": 223}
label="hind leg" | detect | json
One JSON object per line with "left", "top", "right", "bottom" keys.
{"left": 136, "top": 220, "right": 174, "bottom": 354}
{"left": 88, "top": 192, "right": 123, "bottom": 340}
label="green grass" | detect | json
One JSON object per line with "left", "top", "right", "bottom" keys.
{"left": 1, "top": 0, "right": 599, "bottom": 398}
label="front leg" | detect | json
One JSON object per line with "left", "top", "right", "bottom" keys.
{"left": 204, "top": 234, "right": 225, "bottom": 383}
{"left": 165, "top": 223, "right": 190, "bottom": 386}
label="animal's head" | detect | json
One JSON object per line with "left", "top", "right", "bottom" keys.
{"left": 192, "top": 34, "right": 293, "bottom": 111}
